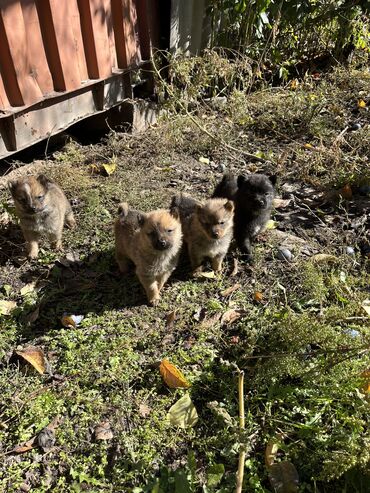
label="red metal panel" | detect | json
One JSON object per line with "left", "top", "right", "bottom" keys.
{"left": 0, "top": 0, "right": 43, "bottom": 106}
{"left": 21, "top": 0, "right": 54, "bottom": 96}
{"left": 78, "top": 0, "right": 113, "bottom": 79}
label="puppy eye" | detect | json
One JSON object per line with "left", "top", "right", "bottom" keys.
{"left": 218, "top": 221, "right": 225, "bottom": 225}
{"left": 166, "top": 229, "right": 174, "bottom": 234}
{"left": 37, "top": 195, "right": 44, "bottom": 200}
{"left": 264, "top": 192, "right": 270, "bottom": 196}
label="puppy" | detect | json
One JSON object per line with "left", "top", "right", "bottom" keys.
{"left": 171, "top": 194, "right": 234, "bottom": 274}
{"left": 114, "top": 203, "right": 182, "bottom": 306}
{"left": 213, "top": 173, "right": 276, "bottom": 259}
{"left": 9, "top": 174, "right": 75, "bottom": 259}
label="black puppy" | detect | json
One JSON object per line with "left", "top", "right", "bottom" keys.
{"left": 213, "top": 173, "right": 276, "bottom": 259}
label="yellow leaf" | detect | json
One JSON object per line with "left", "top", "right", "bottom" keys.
{"left": 20, "top": 283, "right": 36, "bottom": 296}
{"left": 196, "top": 271, "right": 216, "bottom": 279}
{"left": 265, "top": 220, "right": 277, "bottom": 230}
{"left": 358, "top": 99, "right": 366, "bottom": 108}
{"left": 290, "top": 79, "right": 298, "bottom": 90}
{"left": 167, "top": 393, "right": 198, "bottom": 428}
{"left": 254, "top": 291, "right": 263, "bottom": 303}
{"left": 160, "top": 359, "right": 191, "bottom": 389}
{"left": 0, "top": 300, "right": 17, "bottom": 315}
{"left": 360, "top": 369, "right": 370, "bottom": 394}
{"left": 15, "top": 346, "right": 47, "bottom": 374}
{"left": 61, "top": 315, "right": 76, "bottom": 328}
{"left": 199, "top": 156, "right": 210, "bottom": 165}
{"left": 362, "top": 299, "right": 370, "bottom": 317}
{"left": 304, "top": 143, "right": 313, "bottom": 149}
{"left": 102, "top": 161, "right": 117, "bottom": 176}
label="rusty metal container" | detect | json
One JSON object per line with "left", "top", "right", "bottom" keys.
{"left": 0, "top": 0, "right": 161, "bottom": 159}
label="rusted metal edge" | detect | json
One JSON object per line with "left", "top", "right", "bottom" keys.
{"left": 0, "top": 63, "right": 152, "bottom": 159}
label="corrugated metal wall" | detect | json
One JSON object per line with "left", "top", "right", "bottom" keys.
{"left": 0, "top": 0, "right": 160, "bottom": 158}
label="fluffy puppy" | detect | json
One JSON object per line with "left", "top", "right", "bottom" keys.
{"left": 171, "top": 194, "right": 234, "bottom": 274}
{"left": 9, "top": 174, "right": 75, "bottom": 259}
{"left": 213, "top": 173, "right": 276, "bottom": 258}
{"left": 114, "top": 203, "right": 182, "bottom": 306}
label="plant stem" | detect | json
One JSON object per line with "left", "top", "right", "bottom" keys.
{"left": 236, "top": 370, "right": 245, "bottom": 493}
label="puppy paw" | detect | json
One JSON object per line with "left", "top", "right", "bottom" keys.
{"left": 149, "top": 297, "right": 160, "bottom": 307}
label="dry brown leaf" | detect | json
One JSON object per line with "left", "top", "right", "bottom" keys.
{"left": 230, "top": 258, "right": 239, "bottom": 277}
{"left": 94, "top": 421, "right": 113, "bottom": 441}
{"left": 15, "top": 346, "right": 47, "bottom": 375}
{"left": 273, "top": 198, "right": 292, "bottom": 209}
{"left": 11, "top": 436, "right": 36, "bottom": 454}
{"left": 312, "top": 253, "right": 338, "bottom": 264}
{"left": 221, "top": 283, "right": 241, "bottom": 297}
{"left": 138, "top": 403, "right": 151, "bottom": 418}
{"left": 200, "top": 312, "right": 222, "bottom": 329}
{"left": 221, "top": 309, "right": 244, "bottom": 325}
{"left": 340, "top": 184, "right": 352, "bottom": 200}
{"left": 159, "top": 359, "right": 190, "bottom": 389}
{"left": 165, "top": 311, "right": 177, "bottom": 330}
{"left": 254, "top": 291, "right": 263, "bottom": 303}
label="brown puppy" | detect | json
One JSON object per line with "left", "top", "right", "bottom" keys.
{"left": 9, "top": 174, "right": 75, "bottom": 259}
{"left": 171, "top": 195, "right": 234, "bottom": 274}
{"left": 114, "top": 203, "right": 182, "bottom": 306}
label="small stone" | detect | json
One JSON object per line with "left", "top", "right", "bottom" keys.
{"left": 218, "top": 163, "right": 226, "bottom": 173}
{"left": 349, "top": 122, "right": 361, "bottom": 131}
{"left": 358, "top": 185, "right": 370, "bottom": 196}
{"left": 276, "top": 247, "right": 293, "bottom": 261}
{"left": 345, "top": 246, "right": 355, "bottom": 255}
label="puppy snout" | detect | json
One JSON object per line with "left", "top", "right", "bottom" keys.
{"left": 212, "top": 230, "right": 220, "bottom": 239}
{"left": 155, "top": 238, "right": 168, "bottom": 250}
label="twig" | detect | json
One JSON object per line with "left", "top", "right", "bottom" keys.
{"left": 236, "top": 370, "right": 245, "bottom": 493}
{"left": 332, "top": 126, "right": 349, "bottom": 147}
{"left": 151, "top": 54, "right": 271, "bottom": 165}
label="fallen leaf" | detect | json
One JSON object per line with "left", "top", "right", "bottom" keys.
{"left": 268, "top": 462, "right": 299, "bottom": 493}
{"left": 11, "top": 436, "right": 36, "bottom": 454}
{"left": 200, "top": 312, "right": 222, "bottom": 329}
{"left": 196, "top": 271, "right": 216, "bottom": 279}
{"left": 167, "top": 393, "right": 198, "bottom": 428}
{"left": 304, "top": 143, "right": 313, "bottom": 149}
{"left": 199, "top": 156, "right": 210, "bottom": 165}
{"left": 266, "top": 219, "right": 277, "bottom": 230}
{"left": 159, "top": 359, "right": 190, "bottom": 389}
{"left": 230, "top": 258, "right": 239, "bottom": 277}
{"left": 221, "top": 283, "right": 241, "bottom": 297}
{"left": 20, "top": 283, "right": 36, "bottom": 296}
{"left": 340, "top": 184, "right": 352, "bottom": 200}
{"left": 61, "top": 314, "right": 84, "bottom": 328}
{"left": 138, "top": 403, "right": 151, "bottom": 418}
{"left": 221, "top": 309, "right": 244, "bottom": 325}
{"left": 362, "top": 299, "right": 370, "bottom": 316}
{"left": 358, "top": 99, "right": 366, "bottom": 108}
{"left": 360, "top": 369, "right": 370, "bottom": 394}
{"left": 15, "top": 346, "right": 47, "bottom": 374}
{"left": 290, "top": 79, "right": 298, "bottom": 90}
{"left": 25, "top": 306, "right": 40, "bottom": 325}
{"left": 102, "top": 162, "right": 117, "bottom": 176}
{"left": 254, "top": 291, "right": 263, "bottom": 303}
{"left": 0, "top": 300, "right": 17, "bottom": 315}
{"left": 273, "top": 198, "right": 291, "bottom": 209}
{"left": 94, "top": 421, "right": 113, "bottom": 441}
{"left": 165, "top": 310, "right": 177, "bottom": 330}
{"left": 312, "top": 253, "right": 338, "bottom": 263}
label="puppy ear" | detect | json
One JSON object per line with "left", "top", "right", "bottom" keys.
{"left": 138, "top": 213, "right": 146, "bottom": 227}
{"left": 237, "top": 175, "right": 247, "bottom": 188}
{"left": 170, "top": 207, "right": 180, "bottom": 221}
{"left": 118, "top": 202, "right": 129, "bottom": 217}
{"left": 224, "top": 200, "right": 234, "bottom": 212}
{"left": 269, "top": 174, "right": 277, "bottom": 186}
{"left": 8, "top": 180, "right": 17, "bottom": 195}
{"left": 37, "top": 174, "right": 51, "bottom": 189}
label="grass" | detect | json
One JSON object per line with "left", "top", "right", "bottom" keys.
{"left": 0, "top": 59, "right": 369, "bottom": 492}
